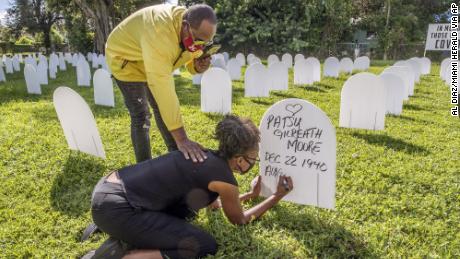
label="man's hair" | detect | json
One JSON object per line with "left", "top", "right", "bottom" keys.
{"left": 215, "top": 115, "right": 260, "bottom": 160}
{"left": 183, "top": 4, "right": 217, "bottom": 29}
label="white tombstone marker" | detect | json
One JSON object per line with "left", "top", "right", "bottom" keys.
{"left": 53, "top": 87, "right": 106, "bottom": 159}
{"left": 393, "top": 61, "right": 416, "bottom": 95}
{"left": 4, "top": 57, "right": 13, "bottom": 74}
{"left": 0, "top": 65, "right": 6, "bottom": 82}
{"left": 24, "top": 56, "right": 37, "bottom": 69}
{"left": 323, "top": 57, "right": 340, "bottom": 78}
{"left": 77, "top": 59, "right": 91, "bottom": 87}
{"left": 293, "top": 59, "right": 307, "bottom": 85}
{"left": 247, "top": 53, "right": 255, "bottom": 63}
{"left": 281, "top": 53, "right": 293, "bottom": 69}
{"left": 244, "top": 63, "right": 269, "bottom": 97}
{"left": 173, "top": 68, "right": 181, "bottom": 76}
{"left": 259, "top": 98, "right": 336, "bottom": 209}
{"left": 87, "top": 52, "right": 93, "bottom": 62}
{"left": 339, "top": 57, "right": 354, "bottom": 74}
{"left": 192, "top": 73, "right": 202, "bottom": 85}
{"left": 268, "top": 62, "right": 288, "bottom": 91}
{"left": 440, "top": 58, "right": 451, "bottom": 84}
{"left": 294, "top": 54, "right": 305, "bottom": 64}
{"left": 267, "top": 54, "right": 279, "bottom": 66}
{"left": 212, "top": 57, "right": 227, "bottom": 70}
{"left": 236, "top": 53, "right": 246, "bottom": 66}
{"left": 37, "top": 60, "right": 48, "bottom": 85}
{"left": 420, "top": 57, "right": 431, "bottom": 75}
{"left": 24, "top": 64, "right": 41, "bottom": 94}
{"left": 227, "top": 58, "right": 242, "bottom": 81}
{"left": 379, "top": 73, "right": 405, "bottom": 115}
{"left": 382, "top": 66, "right": 412, "bottom": 100}
{"left": 13, "top": 56, "right": 21, "bottom": 72}
{"left": 93, "top": 69, "right": 115, "bottom": 107}
{"left": 59, "top": 54, "right": 67, "bottom": 71}
{"left": 200, "top": 68, "right": 232, "bottom": 114}
{"left": 72, "top": 54, "right": 79, "bottom": 67}
{"left": 406, "top": 59, "right": 422, "bottom": 83}
{"left": 305, "top": 57, "right": 321, "bottom": 82}
{"left": 353, "top": 56, "right": 370, "bottom": 71}
{"left": 339, "top": 73, "right": 386, "bottom": 130}
{"left": 222, "top": 52, "right": 229, "bottom": 63}
{"left": 248, "top": 57, "right": 262, "bottom": 66}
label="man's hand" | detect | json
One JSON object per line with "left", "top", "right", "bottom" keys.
{"left": 170, "top": 127, "right": 207, "bottom": 163}
{"left": 194, "top": 56, "right": 211, "bottom": 73}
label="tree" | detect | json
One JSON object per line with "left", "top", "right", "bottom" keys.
{"left": 6, "top": 0, "right": 62, "bottom": 52}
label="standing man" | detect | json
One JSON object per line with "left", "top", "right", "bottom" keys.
{"left": 106, "top": 4, "right": 216, "bottom": 163}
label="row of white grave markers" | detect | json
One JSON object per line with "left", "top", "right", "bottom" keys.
{"left": 440, "top": 58, "right": 451, "bottom": 84}
{"left": 339, "top": 57, "right": 431, "bottom": 130}
{"left": 259, "top": 98, "right": 336, "bottom": 209}
{"left": 294, "top": 57, "right": 321, "bottom": 85}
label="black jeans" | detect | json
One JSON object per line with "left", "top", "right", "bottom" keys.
{"left": 115, "top": 79, "right": 177, "bottom": 163}
{"left": 91, "top": 176, "right": 218, "bottom": 259}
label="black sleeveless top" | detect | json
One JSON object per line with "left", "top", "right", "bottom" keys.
{"left": 118, "top": 150, "right": 237, "bottom": 218}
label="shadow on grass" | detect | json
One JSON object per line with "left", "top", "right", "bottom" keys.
{"left": 352, "top": 132, "right": 430, "bottom": 155}
{"left": 251, "top": 98, "right": 274, "bottom": 105}
{"left": 403, "top": 103, "right": 426, "bottom": 111}
{"left": 50, "top": 152, "right": 106, "bottom": 217}
{"left": 269, "top": 208, "right": 376, "bottom": 258}
{"left": 300, "top": 85, "right": 327, "bottom": 93}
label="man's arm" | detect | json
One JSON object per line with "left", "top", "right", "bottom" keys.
{"left": 140, "top": 32, "right": 207, "bottom": 162}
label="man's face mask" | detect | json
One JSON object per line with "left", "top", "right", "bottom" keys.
{"left": 182, "top": 21, "right": 213, "bottom": 52}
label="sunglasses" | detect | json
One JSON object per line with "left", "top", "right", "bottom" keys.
{"left": 185, "top": 21, "right": 214, "bottom": 47}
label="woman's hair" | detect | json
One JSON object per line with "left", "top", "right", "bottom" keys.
{"left": 215, "top": 115, "right": 260, "bottom": 159}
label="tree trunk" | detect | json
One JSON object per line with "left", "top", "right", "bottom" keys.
{"left": 74, "top": 0, "right": 113, "bottom": 53}
{"left": 383, "top": 0, "right": 391, "bottom": 61}
{"left": 43, "top": 26, "right": 51, "bottom": 54}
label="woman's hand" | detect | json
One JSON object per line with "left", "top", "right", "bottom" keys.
{"left": 274, "top": 175, "right": 293, "bottom": 198}
{"left": 249, "top": 175, "right": 262, "bottom": 198}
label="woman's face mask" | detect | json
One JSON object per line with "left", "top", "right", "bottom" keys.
{"left": 237, "top": 155, "right": 260, "bottom": 174}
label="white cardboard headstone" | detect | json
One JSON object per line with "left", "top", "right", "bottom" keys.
{"left": 420, "top": 57, "right": 431, "bottom": 75}
{"left": 248, "top": 57, "right": 262, "bottom": 66}
{"left": 0, "top": 65, "right": 6, "bottom": 82}
{"left": 382, "top": 66, "right": 412, "bottom": 100}
{"left": 5, "top": 58, "right": 13, "bottom": 74}
{"left": 406, "top": 59, "right": 422, "bottom": 83}
{"left": 323, "top": 57, "right": 340, "bottom": 78}
{"left": 247, "top": 53, "right": 255, "bottom": 62}
{"left": 294, "top": 59, "right": 308, "bottom": 85}
{"left": 244, "top": 63, "right": 269, "bottom": 97}
{"left": 37, "top": 60, "right": 48, "bottom": 85}
{"left": 268, "top": 62, "right": 288, "bottom": 91}
{"left": 379, "top": 73, "right": 405, "bottom": 115}
{"left": 440, "top": 58, "right": 450, "bottom": 83}
{"left": 59, "top": 54, "right": 67, "bottom": 71}
{"left": 72, "top": 54, "right": 79, "bottom": 67}
{"left": 339, "top": 57, "right": 353, "bottom": 74}
{"left": 222, "top": 52, "right": 229, "bottom": 63}
{"left": 200, "top": 68, "right": 232, "bottom": 114}
{"left": 227, "top": 58, "right": 242, "bottom": 81}
{"left": 236, "top": 53, "right": 246, "bottom": 66}
{"left": 281, "top": 53, "right": 293, "bottom": 68}
{"left": 267, "top": 54, "right": 279, "bottom": 67}
{"left": 393, "top": 61, "right": 416, "bottom": 95}
{"left": 259, "top": 98, "right": 336, "bottom": 209}
{"left": 294, "top": 54, "right": 305, "bottom": 64}
{"left": 93, "top": 69, "right": 115, "bottom": 107}
{"left": 192, "top": 73, "right": 202, "bottom": 85}
{"left": 173, "top": 68, "right": 181, "bottom": 76}
{"left": 339, "top": 73, "right": 386, "bottom": 130}
{"left": 24, "top": 64, "right": 41, "bottom": 94}
{"left": 212, "top": 57, "right": 227, "bottom": 70}
{"left": 305, "top": 57, "right": 321, "bottom": 82}
{"left": 13, "top": 56, "right": 20, "bottom": 72}
{"left": 77, "top": 59, "right": 91, "bottom": 87}
{"left": 353, "top": 56, "right": 370, "bottom": 71}
{"left": 53, "top": 87, "right": 106, "bottom": 158}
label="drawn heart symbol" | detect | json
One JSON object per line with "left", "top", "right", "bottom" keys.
{"left": 285, "top": 104, "right": 303, "bottom": 116}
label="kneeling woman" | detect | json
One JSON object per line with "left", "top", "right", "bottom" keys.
{"left": 87, "top": 115, "right": 294, "bottom": 259}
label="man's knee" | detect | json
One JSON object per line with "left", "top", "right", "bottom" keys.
{"left": 130, "top": 110, "right": 152, "bottom": 129}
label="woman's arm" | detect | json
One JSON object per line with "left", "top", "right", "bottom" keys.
{"left": 208, "top": 175, "right": 293, "bottom": 225}
{"left": 208, "top": 176, "right": 261, "bottom": 209}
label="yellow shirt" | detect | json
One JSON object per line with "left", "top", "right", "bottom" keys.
{"left": 105, "top": 4, "right": 202, "bottom": 131}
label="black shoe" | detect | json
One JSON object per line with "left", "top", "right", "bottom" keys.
{"left": 92, "top": 237, "right": 129, "bottom": 259}
{"left": 81, "top": 223, "right": 102, "bottom": 242}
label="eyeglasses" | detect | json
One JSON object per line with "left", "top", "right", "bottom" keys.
{"left": 243, "top": 156, "right": 260, "bottom": 164}
{"left": 185, "top": 21, "right": 214, "bottom": 47}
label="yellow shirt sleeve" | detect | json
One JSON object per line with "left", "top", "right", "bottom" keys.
{"left": 141, "top": 32, "right": 183, "bottom": 131}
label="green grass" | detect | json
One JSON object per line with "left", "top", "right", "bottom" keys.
{"left": 0, "top": 62, "right": 459, "bottom": 258}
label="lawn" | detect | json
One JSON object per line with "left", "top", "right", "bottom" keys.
{"left": 0, "top": 61, "right": 458, "bottom": 258}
